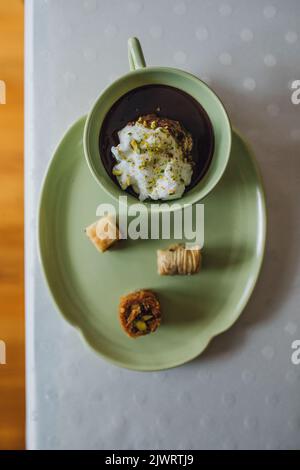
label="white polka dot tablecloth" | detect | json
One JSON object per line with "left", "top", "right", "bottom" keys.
{"left": 25, "top": 0, "right": 300, "bottom": 450}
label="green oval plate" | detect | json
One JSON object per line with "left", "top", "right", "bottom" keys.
{"left": 38, "top": 117, "right": 266, "bottom": 371}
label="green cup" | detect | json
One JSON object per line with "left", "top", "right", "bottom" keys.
{"left": 84, "top": 37, "right": 232, "bottom": 212}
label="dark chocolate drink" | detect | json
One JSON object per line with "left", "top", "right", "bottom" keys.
{"left": 99, "top": 84, "right": 214, "bottom": 198}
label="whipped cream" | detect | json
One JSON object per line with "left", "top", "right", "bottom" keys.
{"left": 111, "top": 119, "right": 193, "bottom": 201}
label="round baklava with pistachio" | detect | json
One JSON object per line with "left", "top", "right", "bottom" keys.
{"left": 111, "top": 114, "right": 194, "bottom": 201}
{"left": 119, "top": 289, "right": 161, "bottom": 338}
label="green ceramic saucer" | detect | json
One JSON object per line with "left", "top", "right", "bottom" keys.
{"left": 38, "top": 117, "right": 266, "bottom": 371}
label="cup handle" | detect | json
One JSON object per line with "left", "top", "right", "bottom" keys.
{"left": 128, "top": 37, "right": 146, "bottom": 70}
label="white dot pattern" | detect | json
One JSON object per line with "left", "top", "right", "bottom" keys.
{"left": 242, "top": 369, "right": 255, "bottom": 384}
{"left": 83, "top": 48, "right": 96, "bottom": 62}
{"left": 83, "top": 0, "right": 98, "bottom": 12}
{"left": 265, "top": 393, "right": 280, "bottom": 407}
{"left": 264, "top": 54, "right": 277, "bottom": 66}
{"left": 243, "top": 77, "right": 256, "bottom": 91}
{"left": 286, "top": 370, "right": 298, "bottom": 384}
{"left": 246, "top": 129, "right": 260, "bottom": 139}
{"left": 219, "top": 52, "right": 232, "bottom": 65}
{"left": 262, "top": 345, "right": 275, "bottom": 360}
{"left": 290, "top": 129, "right": 300, "bottom": 141}
{"left": 104, "top": 24, "right": 117, "bottom": 38}
{"left": 200, "top": 415, "right": 215, "bottom": 428}
{"left": 263, "top": 5, "right": 277, "bottom": 19}
{"left": 31, "top": 410, "right": 38, "bottom": 422}
{"left": 244, "top": 416, "right": 258, "bottom": 431}
{"left": 63, "top": 71, "right": 76, "bottom": 85}
{"left": 288, "top": 418, "right": 300, "bottom": 431}
{"left": 222, "top": 438, "right": 238, "bottom": 450}
{"left": 149, "top": 25, "right": 163, "bottom": 39}
{"left": 219, "top": 4, "right": 232, "bottom": 17}
{"left": 267, "top": 103, "right": 280, "bottom": 117}
{"left": 222, "top": 392, "right": 237, "bottom": 408}
{"left": 195, "top": 27, "right": 208, "bottom": 41}
{"left": 285, "top": 322, "right": 298, "bottom": 335}
{"left": 174, "top": 2, "right": 187, "bottom": 15}
{"left": 173, "top": 50, "right": 187, "bottom": 64}
{"left": 200, "top": 75, "right": 211, "bottom": 85}
{"left": 129, "top": 0, "right": 143, "bottom": 13}
{"left": 285, "top": 31, "right": 298, "bottom": 44}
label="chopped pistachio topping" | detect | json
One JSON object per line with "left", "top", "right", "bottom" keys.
{"left": 110, "top": 116, "right": 193, "bottom": 201}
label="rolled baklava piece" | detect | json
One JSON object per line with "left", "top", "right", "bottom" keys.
{"left": 119, "top": 289, "right": 161, "bottom": 338}
{"left": 85, "top": 214, "right": 121, "bottom": 252}
{"left": 157, "top": 244, "right": 201, "bottom": 275}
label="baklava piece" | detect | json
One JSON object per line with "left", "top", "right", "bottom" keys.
{"left": 157, "top": 243, "right": 201, "bottom": 275}
{"left": 119, "top": 289, "right": 161, "bottom": 338}
{"left": 85, "top": 215, "right": 121, "bottom": 253}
